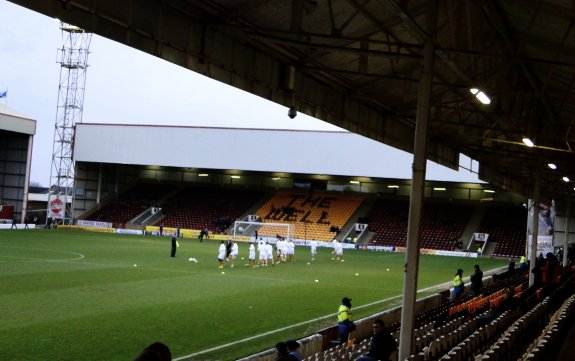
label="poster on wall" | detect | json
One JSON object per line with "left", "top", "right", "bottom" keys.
{"left": 527, "top": 235, "right": 554, "bottom": 259}
{"left": 527, "top": 199, "right": 555, "bottom": 236}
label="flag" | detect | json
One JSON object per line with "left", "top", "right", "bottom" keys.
{"left": 0, "top": 91, "right": 6, "bottom": 98}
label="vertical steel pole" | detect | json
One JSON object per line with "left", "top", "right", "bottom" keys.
{"left": 398, "top": 2, "right": 437, "bottom": 359}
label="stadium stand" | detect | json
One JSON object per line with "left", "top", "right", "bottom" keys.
{"left": 87, "top": 183, "right": 174, "bottom": 228}
{"left": 255, "top": 190, "right": 364, "bottom": 241}
{"left": 477, "top": 205, "right": 527, "bottom": 258}
{"left": 160, "top": 186, "right": 263, "bottom": 233}
{"left": 367, "top": 199, "right": 473, "bottom": 251}
{"left": 267, "top": 265, "right": 575, "bottom": 361}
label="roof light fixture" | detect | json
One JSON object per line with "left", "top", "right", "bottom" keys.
{"left": 548, "top": 163, "right": 557, "bottom": 170}
{"left": 470, "top": 88, "right": 491, "bottom": 105}
{"left": 198, "top": 173, "right": 209, "bottom": 177}
{"left": 388, "top": 185, "right": 399, "bottom": 189}
{"left": 349, "top": 180, "right": 360, "bottom": 184}
{"left": 231, "top": 175, "right": 241, "bottom": 179}
{"left": 522, "top": 137, "right": 535, "bottom": 147}
{"left": 433, "top": 187, "right": 446, "bottom": 191}
{"left": 563, "top": 176, "right": 570, "bottom": 182}
{"left": 484, "top": 190, "right": 495, "bottom": 193}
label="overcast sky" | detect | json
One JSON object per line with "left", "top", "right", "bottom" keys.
{"left": 1, "top": 1, "right": 481, "bottom": 187}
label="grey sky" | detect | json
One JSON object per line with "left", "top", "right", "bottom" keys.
{"left": 1, "top": 1, "right": 480, "bottom": 187}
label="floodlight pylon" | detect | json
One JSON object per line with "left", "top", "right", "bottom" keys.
{"left": 47, "top": 23, "right": 91, "bottom": 225}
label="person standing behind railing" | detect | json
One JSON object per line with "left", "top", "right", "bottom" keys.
{"left": 452, "top": 269, "right": 464, "bottom": 300}
{"left": 338, "top": 297, "right": 355, "bottom": 344}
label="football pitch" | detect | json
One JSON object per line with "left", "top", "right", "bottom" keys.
{"left": 0, "top": 230, "right": 507, "bottom": 361}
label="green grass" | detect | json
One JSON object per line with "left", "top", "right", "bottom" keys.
{"left": 0, "top": 230, "right": 507, "bottom": 360}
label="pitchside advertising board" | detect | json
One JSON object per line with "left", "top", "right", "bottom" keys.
{"left": 48, "top": 197, "right": 64, "bottom": 219}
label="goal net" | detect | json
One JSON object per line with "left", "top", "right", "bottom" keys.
{"left": 232, "top": 220, "right": 292, "bottom": 241}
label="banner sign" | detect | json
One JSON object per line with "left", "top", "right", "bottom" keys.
{"left": 78, "top": 220, "right": 112, "bottom": 228}
{"left": 473, "top": 233, "right": 489, "bottom": 242}
{"left": 48, "top": 198, "right": 64, "bottom": 219}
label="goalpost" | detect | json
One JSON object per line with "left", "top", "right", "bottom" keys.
{"left": 232, "top": 220, "right": 292, "bottom": 241}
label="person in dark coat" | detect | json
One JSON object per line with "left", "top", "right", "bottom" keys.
{"left": 470, "top": 264, "right": 483, "bottom": 296}
{"left": 170, "top": 237, "right": 177, "bottom": 257}
{"left": 133, "top": 342, "right": 172, "bottom": 361}
{"left": 225, "top": 239, "right": 233, "bottom": 260}
{"left": 507, "top": 258, "right": 515, "bottom": 277}
{"left": 356, "top": 319, "right": 397, "bottom": 361}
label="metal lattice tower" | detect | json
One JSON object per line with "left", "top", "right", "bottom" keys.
{"left": 47, "top": 23, "right": 91, "bottom": 225}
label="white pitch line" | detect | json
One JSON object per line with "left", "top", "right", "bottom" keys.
{"left": 173, "top": 282, "right": 444, "bottom": 360}
{"left": 0, "top": 246, "right": 85, "bottom": 262}
{"left": 174, "top": 265, "right": 508, "bottom": 360}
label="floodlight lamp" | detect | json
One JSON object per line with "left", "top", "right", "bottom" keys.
{"left": 522, "top": 137, "right": 535, "bottom": 147}
{"left": 469, "top": 88, "right": 491, "bottom": 104}
{"left": 433, "top": 187, "right": 446, "bottom": 191}
{"left": 548, "top": 163, "right": 557, "bottom": 170}
{"left": 231, "top": 175, "right": 241, "bottom": 179}
{"left": 349, "top": 180, "right": 360, "bottom": 184}
{"left": 563, "top": 176, "right": 570, "bottom": 182}
{"left": 476, "top": 92, "right": 491, "bottom": 104}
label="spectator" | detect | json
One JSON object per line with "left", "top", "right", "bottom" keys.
{"left": 275, "top": 342, "right": 291, "bottom": 361}
{"left": 542, "top": 252, "right": 562, "bottom": 289}
{"left": 507, "top": 258, "right": 515, "bottom": 277}
{"left": 133, "top": 342, "right": 171, "bottom": 361}
{"left": 356, "top": 319, "right": 397, "bottom": 361}
{"left": 532, "top": 254, "right": 544, "bottom": 287}
{"left": 470, "top": 264, "right": 483, "bottom": 296}
{"left": 286, "top": 340, "right": 303, "bottom": 361}
{"left": 452, "top": 269, "right": 464, "bottom": 300}
{"left": 518, "top": 255, "right": 527, "bottom": 269}
{"left": 11, "top": 217, "right": 17, "bottom": 229}
{"left": 337, "top": 297, "right": 355, "bottom": 344}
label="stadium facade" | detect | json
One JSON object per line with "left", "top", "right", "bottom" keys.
{"left": 71, "top": 123, "right": 524, "bottom": 222}
{"left": 0, "top": 103, "right": 36, "bottom": 223}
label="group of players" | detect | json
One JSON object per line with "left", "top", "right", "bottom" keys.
{"left": 217, "top": 237, "right": 300, "bottom": 268}
{"left": 217, "top": 236, "right": 345, "bottom": 268}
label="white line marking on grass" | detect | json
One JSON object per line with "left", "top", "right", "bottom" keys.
{"left": 174, "top": 264, "right": 508, "bottom": 360}
{"left": 0, "top": 246, "right": 85, "bottom": 262}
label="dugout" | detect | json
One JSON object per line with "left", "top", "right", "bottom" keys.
{"left": 0, "top": 103, "right": 36, "bottom": 223}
